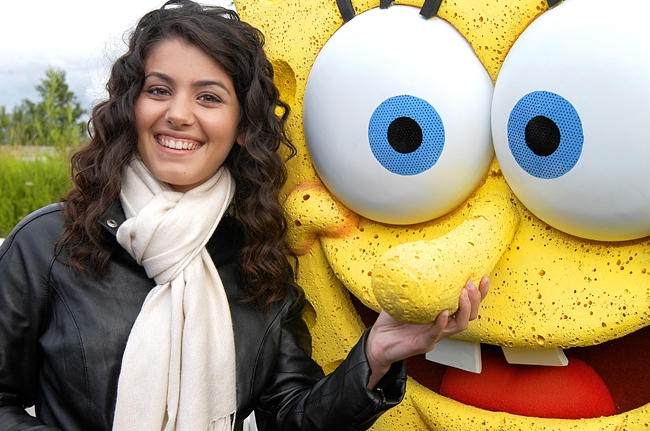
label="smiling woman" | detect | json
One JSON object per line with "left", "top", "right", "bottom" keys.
{"left": 0, "top": 1, "right": 488, "bottom": 430}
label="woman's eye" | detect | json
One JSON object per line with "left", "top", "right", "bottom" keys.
{"left": 199, "top": 93, "right": 221, "bottom": 104}
{"left": 303, "top": 5, "right": 493, "bottom": 224}
{"left": 491, "top": 0, "right": 650, "bottom": 241}
{"left": 147, "top": 87, "right": 170, "bottom": 97}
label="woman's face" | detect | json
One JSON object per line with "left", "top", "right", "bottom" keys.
{"left": 134, "top": 38, "right": 242, "bottom": 192}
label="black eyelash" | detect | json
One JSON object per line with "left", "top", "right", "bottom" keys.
{"left": 336, "top": 0, "right": 562, "bottom": 25}
{"left": 419, "top": 0, "right": 442, "bottom": 19}
{"left": 335, "top": 0, "right": 444, "bottom": 22}
{"left": 336, "top": 0, "right": 355, "bottom": 22}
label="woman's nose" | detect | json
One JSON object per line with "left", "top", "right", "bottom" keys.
{"left": 165, "top": 95, "right": 194, "bottom": 127}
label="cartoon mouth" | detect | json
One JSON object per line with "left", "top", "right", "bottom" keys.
{"left": 352, "top": 295, "right": 650, "bottom": 419}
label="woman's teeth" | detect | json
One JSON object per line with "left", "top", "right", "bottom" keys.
{"left": 157, "top": 137, "right": 203, "bottom": 150}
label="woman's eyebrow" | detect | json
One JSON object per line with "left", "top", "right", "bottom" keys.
{"left": 194, "top": 80, "right": 232, "bottom": 95}
{"left": 144, "top": 71, "right": 173, "bottom": 83}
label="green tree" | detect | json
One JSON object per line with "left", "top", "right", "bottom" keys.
{"left": 28, "top": 68, "right": 87, "bottom": 149}
{"left": 0, "top": 106, "right": 9, "bottom": 144}
{"left": 35, "top": 68, "right": 85, "bottom": 121}
{"left": 0, "top": 67, "right": 87, "bottom": 148}
{"left": 0, "top": 104, "right": 31, "bottom": 146}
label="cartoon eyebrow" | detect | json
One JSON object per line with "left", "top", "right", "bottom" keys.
{"left": 337, "top": 0, "right": 563, "bottom": 22}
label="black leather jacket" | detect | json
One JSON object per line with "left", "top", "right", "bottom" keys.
{"left": 0, "top": 203, "right": 406, "bottom": 431}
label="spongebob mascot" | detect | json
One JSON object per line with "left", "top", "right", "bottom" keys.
{"left": 234, "top": 0, "right": 650, "bottom": 429}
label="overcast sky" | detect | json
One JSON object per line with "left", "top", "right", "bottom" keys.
{"left": 0, "top": 0, "right": 233, "bottom": 112}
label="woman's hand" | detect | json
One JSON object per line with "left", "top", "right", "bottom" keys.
{"left": 365, "top": 276, "right": 489, "bottom": 389}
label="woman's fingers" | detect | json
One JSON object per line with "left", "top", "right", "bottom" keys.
{"left": 463, "top": 276, "right": 489, "bottom": 320}
{"left": 479, "top": 275, "right": 490, "bottom": 299}
{"left": 452, "top": 287, "right": 471, "bottom": 331}
{"left": 440, "top": 276, "right": 489, "bottom": 337}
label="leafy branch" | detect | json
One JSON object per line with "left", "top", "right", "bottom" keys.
{"left": 0, "top": 67, "right": 87, "bottom": 149}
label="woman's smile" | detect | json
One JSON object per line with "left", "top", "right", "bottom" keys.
{"left": 156, "top": 134, "right": 205, "bottom": 151}
{"left": 134, "top": 38, "right": 242, "bottom": 193}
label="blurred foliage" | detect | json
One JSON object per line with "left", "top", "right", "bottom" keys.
{"left": 0, "top": 67, "right": 84, "bottom": 237}
{"left": 0, "top": 67, "right": 87, "bottom": 149}
{"left": 0, "top": 147, "right": 71, "bottom": 237}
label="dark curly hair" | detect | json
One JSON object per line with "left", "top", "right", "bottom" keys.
{"left": 57, "top": 0, "right": 297, "bottom": 307}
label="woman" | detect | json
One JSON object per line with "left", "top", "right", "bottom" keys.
{"left": 0, "top": 1, "right": 488, "bottom": 430}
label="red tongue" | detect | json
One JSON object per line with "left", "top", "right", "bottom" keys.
{"left": 439, "top": 346, "right": 616, "bottom": 419}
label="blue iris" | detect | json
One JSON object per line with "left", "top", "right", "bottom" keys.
{"left": 368, "top": 95, "right": 444, "bottom": 176}
{"left": 507, "top": 91, "right": 583, "bottom": 179}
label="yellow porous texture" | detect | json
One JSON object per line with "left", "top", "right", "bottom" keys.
{"left": 236, "top": 0, "right": 650, "bottom": 430}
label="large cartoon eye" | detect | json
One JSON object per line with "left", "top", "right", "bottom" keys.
{"left": 492, "top": 0, "right": 650, "bottom": 241}
{"left": 303, "top": 5, "right": 493, "bottom": 225}
{"left": 507, "top": 91, "right": 583, "bottom": 179}
{"left": 368, "top": 95, "right": 444, "bottom": 176}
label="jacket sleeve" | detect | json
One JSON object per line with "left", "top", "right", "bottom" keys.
{"left": 0, "top": 213, "right": 64, "bottom": 431}
{"left": 254, "top": 298, "right": 407, "bottom": 431}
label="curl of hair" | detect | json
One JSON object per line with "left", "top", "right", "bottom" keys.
{"left": 57, "top": 0, "right": 298, "bottom": 308}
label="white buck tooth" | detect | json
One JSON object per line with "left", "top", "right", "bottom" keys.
{"left": 426, "top": 338, "right": 482, "bottom": 374}
{"left": 501, "top": 346, "right": 568, "bottom": 367}
{"left": 175, "top": 140, "right": 184, "bottom": 150}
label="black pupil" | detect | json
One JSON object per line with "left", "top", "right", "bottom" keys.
{"left": 387, "top": 117, "right": 422, "bottom": 154}
{"left": 525, "top": 115, "right": 561, "bottom": 157}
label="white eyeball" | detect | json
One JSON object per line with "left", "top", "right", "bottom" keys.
{"left": 492, "top": 0, "right": 650, "bottom": 241}
{"left": 303, "top": 5, "right": 493, "bottom": 224}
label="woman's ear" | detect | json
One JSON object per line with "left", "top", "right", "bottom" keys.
{"left": 236, "top": 133, "right": 245, "bottom": 147}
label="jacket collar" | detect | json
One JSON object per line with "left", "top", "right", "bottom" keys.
{"left": 97, "top": 200, "right": 127, "bottom": 237}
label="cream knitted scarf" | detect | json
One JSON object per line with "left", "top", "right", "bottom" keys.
{"left": 112, "top": 158, "right": 237, "bottom": 431}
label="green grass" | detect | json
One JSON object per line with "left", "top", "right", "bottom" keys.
{"left": 0, "top": 146, "right": 72, "bottom": 237}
